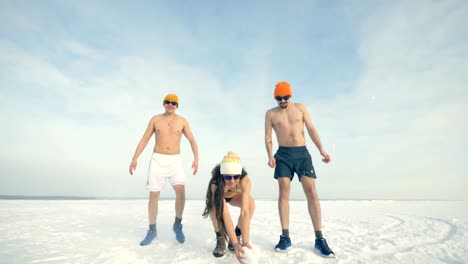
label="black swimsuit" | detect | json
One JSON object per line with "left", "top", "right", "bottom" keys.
{"left": 210, "top": 181, "right": 234, "bottom": 203}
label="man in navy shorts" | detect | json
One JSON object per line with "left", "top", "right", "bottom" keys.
{"left": 264, "top": 81, "right": 335, "bottom": 258}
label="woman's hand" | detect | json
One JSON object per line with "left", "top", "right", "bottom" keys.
{"left": 234, "top": 242, "right": 245, "bottom": 263}
{"left": 243, "top": 242, "right": 253, "bottom": 250}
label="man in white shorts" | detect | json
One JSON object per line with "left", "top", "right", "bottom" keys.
{"left": 129, "top": 93, "right": 199, "bottom": 246}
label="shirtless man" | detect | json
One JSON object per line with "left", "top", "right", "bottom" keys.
{"left": 264, "top": 82, "right": 335, "bottom": 257}
{"left": 129, "top": 93, "right": 199, "bottom": 246}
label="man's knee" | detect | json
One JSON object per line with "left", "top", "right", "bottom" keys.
{"left": 173, "top": 184, "right": 185, "bottom": 194}
{"left": 304, "top": 188, "right": 319, "bottom": 202}
{"left": 279, "top": 187, "right": 290, "bottom": 199}
{"left": 149, "top": 192, "right": 160, "bottom": 202}
{"left": 148, "top": 198, "right": 159, "bottom": 208}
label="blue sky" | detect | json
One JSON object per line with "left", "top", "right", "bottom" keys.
{"left": 1, "top": 0, "right": 467, "bottom": 200}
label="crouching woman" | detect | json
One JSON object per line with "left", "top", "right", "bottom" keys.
{"left": 202, "top": 151, "right": 256, "bottom": 262}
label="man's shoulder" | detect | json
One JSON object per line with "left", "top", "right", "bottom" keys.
{"left": 175, "top": 114, "right": 188, "bottom": 122}
{"left": 290, "top": 102, "right": 304, "bottom": 106}
{"left": 291, "top": 102, "right": 306, "bottom": 110}
{"left": 152, "top": 114, "right": 164, "bottom": 120}
{"left": 266, "top": 106, "right": 279, "bottom": 114}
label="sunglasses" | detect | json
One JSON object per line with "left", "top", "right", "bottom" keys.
{"left": 275, "top": 95, "right": 291, "bottom": 101}
{"left": 223, "top": 175, "right": 241, "bottom": 180}
{"left": 164, "top": 100, "right": 177, "bottom": 106}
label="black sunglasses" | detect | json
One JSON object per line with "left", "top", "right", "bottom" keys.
{"left": 223, "top": 175, "right": 241, "bottom": 180}
{"left": 164, "top": 100, "right": 177, "bottom": 106}
{"left": 275, "top": 95, "right": 291, "bottom": 101}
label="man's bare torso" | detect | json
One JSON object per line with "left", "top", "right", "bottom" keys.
{"left": 269, "top": 103, "right": 306, "bottom": 147}
{"left": 152, "top": 113, "right": 185, "bottom": 155}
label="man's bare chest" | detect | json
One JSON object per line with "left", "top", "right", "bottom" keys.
{"left": 155, "top": 122, "right": 183, "bottom": 134}
{"left": 272, "top": 112, "right": 303, "bottom": 127}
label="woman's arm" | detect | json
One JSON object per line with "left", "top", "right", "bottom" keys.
{"left": 222, "top": 196, "right": 245, "bottom": 261}
{"left": 239, "top": 176, "right": 252, "bottom": 246}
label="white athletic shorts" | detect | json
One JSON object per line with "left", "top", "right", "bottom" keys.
{"left": 146, "top": 153, "right": 185, "bottom": 192}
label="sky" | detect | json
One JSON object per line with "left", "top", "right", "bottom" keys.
{"left": 0, "top": 0, "right": 467, "bottom": 200}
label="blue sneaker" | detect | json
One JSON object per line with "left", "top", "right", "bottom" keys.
{"left": 173, "top": 223, "right": 185, "bottom": 243}
{"left": 275, "top": 235, "right": 292, "bottom": 252}
{"left": 314, "top": 238, "right": 335, "bottom": 258}
{"left": 139, "top": 229, "right": 156, "bottom": 246}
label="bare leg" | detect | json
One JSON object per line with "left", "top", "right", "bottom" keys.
{"left": 148, "top": 191, "right": 160, "bottom": 225}
{"left": 230, "top": 194, "right": 255, "bottom": 245}
{"left": 209, "top": 207, "right": 222, "bottom": 232}
{"left": 172, "top": 184, "right": 186, "bottom": 243}
{"left": 140, "top": 191, "right": 159, "bottom": 245}
{"left": 278, "top": 177, "right": 291, "bottom": 230}
{"left": 173, "top": 184, "right": 185, "bottom": 218}
{"left": 230, "top": 194, "right": 256, "bottom": 228}
{"left": 210, "top": 201, "right": 228, "bottom": 257}
{"left": 300, "top": 177, "right": 322, "bottom": 231}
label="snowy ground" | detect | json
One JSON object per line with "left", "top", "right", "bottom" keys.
{"left": 0, "top": 200, "right": 466, "bottom": 264}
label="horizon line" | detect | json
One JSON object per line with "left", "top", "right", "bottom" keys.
{"left": 0, "top": 195, "right": 466, "bottom": 202}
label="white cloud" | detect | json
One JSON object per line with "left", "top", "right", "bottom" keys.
{"left": 0, "top": 1, "right": 466, "bottom": 200}
{"left": 64, "top": 41, "right": 103, "bottom": 60}
{"left": 311, "top": 0, "right": 468, "bottom": 199}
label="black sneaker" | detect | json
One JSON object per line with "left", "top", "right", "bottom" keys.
{"left": 275, "top": 235, "right": 292, "bottom": 252}
{"left": 314, "top": 238, "right": 335, "bottom": 258}
{"left": 213, "top": 236, "right": 226, "bottom": 258}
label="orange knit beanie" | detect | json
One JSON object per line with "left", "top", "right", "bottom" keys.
{"left": 274, "top": 81, "right": 293, "bottom": 98}
{"left": 162, "top": 94, "right": 179, "bottom": 106}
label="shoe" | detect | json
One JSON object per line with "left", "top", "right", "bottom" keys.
{"left": 227, "top": 235, "right": 241, "bottom": 251}
{"left": 173, "top": 223, "right": 185, "bottom": 243}
{"left": 314, "top": 238, "right": 335, "bottom": 257}
{"left": 275, "top": 235, "right": 292, "bottom": 252}
{"left": 139, "top": 229, "right": 156, "bottom": 246}
{"left": 213, "top": 236, "right": 226, "bottom": 258}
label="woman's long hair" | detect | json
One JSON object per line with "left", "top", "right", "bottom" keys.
{"left": 202, "top": 164, "right": 248, "bottom": 232}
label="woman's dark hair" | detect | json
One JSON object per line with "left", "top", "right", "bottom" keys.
{"left": 202, "top": 164, "right": 248, "bottom": 232}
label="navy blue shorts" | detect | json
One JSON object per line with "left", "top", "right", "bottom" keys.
{"left": 274, "top": 146, "right": 316, "bottom": 181}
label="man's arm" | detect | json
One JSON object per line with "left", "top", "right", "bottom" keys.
{"left": 182, "top": 119, "right": 199, "bottom": 175}
{"left": 129, "top": 117, "right": 156, "bottom": 175}
{"left": 264, "top": 110, "right": 275, "bottom": 168}
{"left": 301, "top": 104, "right": 331, "bottom": 163}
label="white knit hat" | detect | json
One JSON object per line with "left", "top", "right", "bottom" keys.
{"left": 220, "top": 151, "right": 243, "bottom": 175}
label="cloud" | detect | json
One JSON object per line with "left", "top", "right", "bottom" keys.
{"left": 0, "top": 1, "right": 466, "bottom": 200}
{"left": 0, "top": 36, "right": 273, "bottom": 198}
{"left": 311, "top": 0, "right": 468, "bottom": 200}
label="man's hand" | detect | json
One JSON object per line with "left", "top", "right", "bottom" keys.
{"left": 320, "top": 150, "right": 331, "bottom": 164}
{"left": 129, "top": 160, "right": 137, "bottom": 175}
{"left": 192, "top": 160, "right": 198, "bottom": 175}
{"left": 268, "top": 157, "right": 276, "bottom": 168}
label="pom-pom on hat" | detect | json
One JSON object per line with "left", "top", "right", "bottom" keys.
{"left": 163, "top": 94, "right": 179, "bottom": 106}
{"left": 274, "top": 81, "right": 293, "bottom": 98}
{"left": 220, "top": 151, "right": 243, "bottom": 175}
